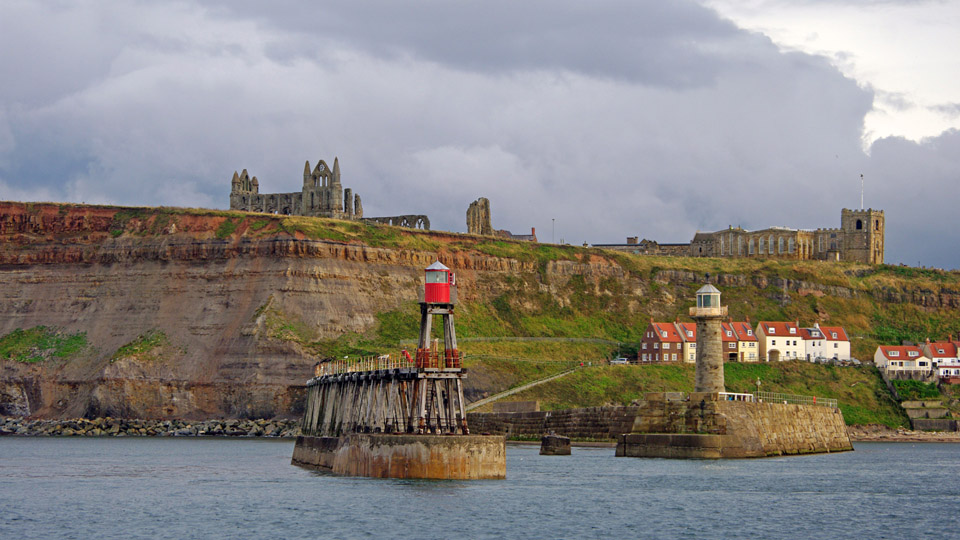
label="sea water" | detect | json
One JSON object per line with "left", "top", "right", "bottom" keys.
{"left": 1, "top": 438, "right": 957, "bottom": 539}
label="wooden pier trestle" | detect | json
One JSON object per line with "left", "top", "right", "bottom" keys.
{"left": 301, "top": 301, "right": 469, "bottom": 437}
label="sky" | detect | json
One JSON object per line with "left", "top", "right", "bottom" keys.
{"left": 0, "top": 0, "right": 958, "bottom": 269}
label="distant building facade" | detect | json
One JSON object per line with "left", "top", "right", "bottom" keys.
{"left": 689, "top": 209, "right": 884, "bottom": 264}
{"left": 593, "top": 208, "right": 885, "bottom": 264}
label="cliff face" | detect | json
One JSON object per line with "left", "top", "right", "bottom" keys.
{"left": 0, "top": 203, "right": 620, "bottom": 419}
{"left": 1, "top": 202, "right": 958, "bottom": 420}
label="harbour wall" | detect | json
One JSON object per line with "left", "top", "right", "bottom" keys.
{"left": 467, "top": 406, "right": 640, "bottom": 440}
{"left": 617, "top": 393, "right": 853, "bottom": 458}
{"left": 292, "top": 433, "right": 506, "bottom": 479}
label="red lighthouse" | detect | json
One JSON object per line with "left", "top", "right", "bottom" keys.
{"left": 424, "top": 261, "right": 453, "bottom": 304}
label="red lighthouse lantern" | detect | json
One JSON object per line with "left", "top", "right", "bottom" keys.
{"left": 424, "top": 261, "right": 452, "bottom": 304}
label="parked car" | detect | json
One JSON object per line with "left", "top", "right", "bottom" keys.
{"left": 610, "top": 357, "right": 629, "bottom": 365}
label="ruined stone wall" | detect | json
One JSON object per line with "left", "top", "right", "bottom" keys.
{"left": 467, "top": 406, "right": 641, "bottom": 440}
{"left": 466, "top": 198, "right": 493, "bottom": 235}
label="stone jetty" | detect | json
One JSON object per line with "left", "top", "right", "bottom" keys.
{"left": 0, "top": 417, "right": 300, "bottom": 438}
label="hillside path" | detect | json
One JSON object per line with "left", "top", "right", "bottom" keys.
{"left": 465, "top": 367, "right": 579, "bottom": 412}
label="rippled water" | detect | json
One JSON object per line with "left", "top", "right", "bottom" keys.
{"left": 1, "top": 438, "right": 958, "bottom": 539}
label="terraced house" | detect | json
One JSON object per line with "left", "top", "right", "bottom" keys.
{"left": 756, "top": 321, "right": 804, "bottom": 362}
{"left": 640, "top": 321, "right": 685, "bottom": 363}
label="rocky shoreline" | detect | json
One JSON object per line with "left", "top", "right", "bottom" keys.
{"left": 847, "top": 423, "right": 960, "bottom": 443}
{"left": 0, "top": 417, "right": 301, "bottom": 438}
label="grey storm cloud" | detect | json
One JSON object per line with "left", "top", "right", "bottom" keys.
{"left": 0, "top": 0, "right": 956, "bottom": 268}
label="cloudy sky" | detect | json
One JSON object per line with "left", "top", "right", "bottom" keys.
{"left": 1, "top": 1, "right": 957, "bottom": 268}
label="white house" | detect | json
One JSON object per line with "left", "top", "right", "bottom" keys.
{"left": 756, "top": 321, "right": 804, "bottom": 361}
{"left": 874, "top": 345, "right": 931, "bottom": 372}
{"left": 921, "top": 339, "right": 960, "bottom": 367}
{"left": 800, "top": 326, "right": 828, "bottom": 361}
{"left": 818, "top": 324, "right": 851, "bottom": 361}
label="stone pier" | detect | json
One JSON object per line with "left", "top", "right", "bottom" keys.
{"left": 616, "top": 392, "right": 852, "bottom": 458}
{"left": 292, "top": 433, "right": 506, "bottom": 479}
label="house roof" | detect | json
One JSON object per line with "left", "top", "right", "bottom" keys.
{"left": 758, "top": 321, "right": 799, "bottom": 337}
{"left": 648, "top": 322, "right": 682, "bottom": 342}
{"left": 675, "top": 322, "right": 696, "bottom": 341}
{"left": 426, "top": 261, "right": 449, "bottom": 271}
{"left": 876, "top": 345, "right": 925, "bottom": 361}
{"left": 730, "top": 322, "right": 757, "bottom": 341}
{"left": 926, "top": 342, "right": 959, "bottom": 358}
{"left": 820, "top": 326, "right": 849, "bottom": 341}
{"left": 800, "top": 327, "right": 824, "bottom": 340}
{"left": 720, "top": 323, "right": 738, "bottom": 342}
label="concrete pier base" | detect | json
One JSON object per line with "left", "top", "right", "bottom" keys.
{"left": 539, "top": 435, "right": 571, "bottom": 455}
{"left": 292, "top": 433, "right": 506, "bottom": 479}
{"left": 615, "top": 393, "right": 853, "bottom": 459}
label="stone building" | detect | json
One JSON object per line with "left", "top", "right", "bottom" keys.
{"left": 689, "top": 208, "right": 884, "bottom": 264}
{"left": 229, "top": 157, "right": 362, "bottom": 219}
{"left": 465, "top": 197, "right": 537, "bottom": 242}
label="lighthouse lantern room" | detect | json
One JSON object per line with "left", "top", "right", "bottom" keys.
{"left": 424, "top": 261, "right": 453, "bottom": 304}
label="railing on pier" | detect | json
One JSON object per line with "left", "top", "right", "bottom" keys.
{"left": 316, "top": 350, "right": 462, "bottom": 376}
{"left": 718, "top": 392, "right": 755, "bottom": 402}
{"left": 757, "top": 391, "right": 837, "bottom": 409}
{"left": 718, "top": 391, "right": 837, "bottom": 408}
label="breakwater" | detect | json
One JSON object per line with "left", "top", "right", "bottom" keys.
{"left": 467, "top": 406, "right": 641, "bottom": 440}
{"left": 0, "top": 417, "right": 300, "bottom": 437}
{"left": 617, "top": 393, "right": 853, "bottom": 458}
{"left": 292, "top": 433, "right": 506, "bottom": 479}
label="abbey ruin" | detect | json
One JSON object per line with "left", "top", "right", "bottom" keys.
{"left": 229, "top": 157, "right": 430, "bottom": 229}
{"left": 596, "top": 208, "right": 885, "bottom": 264}
{"left": 466, "top": 197, "right": 536, "bottom": 242}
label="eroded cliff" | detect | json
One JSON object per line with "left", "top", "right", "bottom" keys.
{"left": 1, "top": 202, "right": 958, "bottom": 420}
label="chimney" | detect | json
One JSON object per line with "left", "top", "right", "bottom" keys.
{"left": 531, "top": 227, "right": 536, "bottom": 236}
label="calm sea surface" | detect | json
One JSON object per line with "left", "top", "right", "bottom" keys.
{"left": 1, "top": 438, "right": 958, "bottom": 539}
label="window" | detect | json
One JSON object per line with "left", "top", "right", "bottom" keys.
{"left": 687, "top": 330, "right": 693, "bottom": 337}
{"left": 856, "top": 219, "right": 863, "bottom": 230}
{"left": 789, "top": 328, "right": 796, "bottom": 334}
{"left": 888, "top": 351, "right": 899, "bottom": 357}
{"left": 788, "top": 238, "right": 795, "bottom": 253}
{"left": 759, "top": 238, "right": 765, "bottom": 253}
{"left": 778, "top": 237, "right": 784, "bottom": 254}
{"left": 749, "top": 239, "right": 755, "bottom": 254}
{"left": 661, "top": 331, "right": 667, "bottom": 338}
{"left": 726, "top": 331, "right": 732, "bottom": 337}
{"left": 641, "top": 343, "right": 647, "bottom": 350}
{"left": 654, "top": 343, "right": 659, "bottom": 349}
{"left": 747, "top": 330, "right": 753, "bottom": 336}
{"left": 772, "top": 340, "right": 777, "bottom": 346}
{"left": 729, "top": 343, "right": 735, "bottom": 349}
{"left": 671, "top": 353, "right": 677, "bottom": 361}
{"left": 908, "top": 351, "right": 918, "bottom": 357}
{"left": 690, "top": 343, "right": 696, "bottom": 349}
{"left": 831, "top": 332, "right": 837, "bottom": 339}
{"left": 919, "top": 362, "right": 928, "bottom": 367}
{"left": 768, "top": 327, "right": 775, "bottom": 334}
{"left": 834, "top": 343, "right": 838, "bottom": 348}
{"left": 769, "top": 235, "right": 774, "bottom": 254}
{"left": 664, "top": 343, "right": 670, "bottom": 350}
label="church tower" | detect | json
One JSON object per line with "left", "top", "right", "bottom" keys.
{"left": 841, "top": 208, "right": 884, "bottom": 264}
